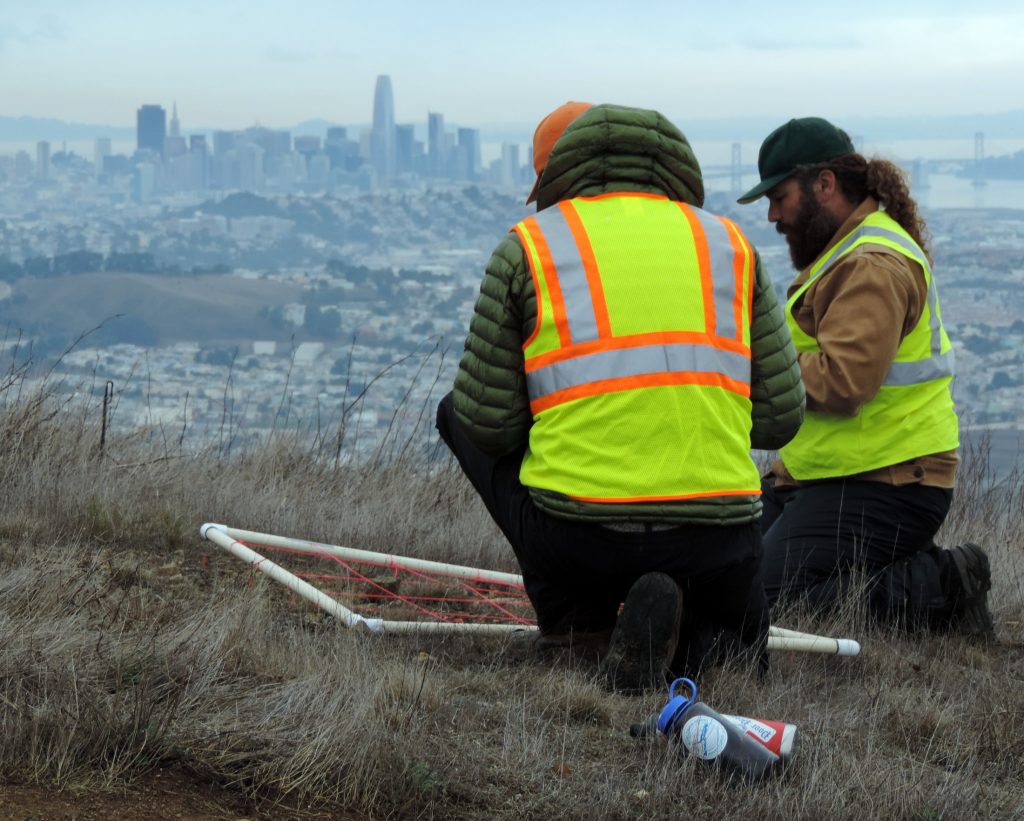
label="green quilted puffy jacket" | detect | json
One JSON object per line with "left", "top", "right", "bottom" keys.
{"left": 452, "top": 104, "right": 805, "bottom": 525}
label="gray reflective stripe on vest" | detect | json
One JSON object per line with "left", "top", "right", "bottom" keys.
{"left": 532, "top": 206, "right": 599, "bottom": 342}
{"left": 814, "top": 222, "right": 955, "bottom": 387}
{"left": 813, "top": 224, "right": 926, "bottom": 278}
{"left": 527, "top": 343, "right": 750, "bottom": 399}
{"left": 685, "top": 206, "right": 740, "bottom": 340}
{"left": 885, "top": 349, "right": 956, "bottom": 387}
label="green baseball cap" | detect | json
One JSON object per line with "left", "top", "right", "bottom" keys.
{"left": 737, "top": 117, "right": 855, "bottom": 204}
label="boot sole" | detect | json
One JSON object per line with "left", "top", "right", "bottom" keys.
{"left": 949, "top": 543, "right": 995, "bottom": 640}
{"left": 600, "top": 572, "right": 684, "bottom": 694}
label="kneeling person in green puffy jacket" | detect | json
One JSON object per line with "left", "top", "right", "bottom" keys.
{"left": 436, "top": 102, "right": 805, "bottom": 693}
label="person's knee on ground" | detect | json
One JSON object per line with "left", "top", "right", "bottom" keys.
{"left": 600, "top": 572, "right": 684, "bottom": 695}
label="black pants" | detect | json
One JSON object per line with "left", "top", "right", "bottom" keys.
{"left": 760, "top": 475, "right": 954, "bottom": 626}
{"left": 436, "top": 393, "right": 769, "bottom": 673}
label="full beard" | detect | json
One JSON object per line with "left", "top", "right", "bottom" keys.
{"left": 777, "top": 189, "right": 843, "bottom": 270}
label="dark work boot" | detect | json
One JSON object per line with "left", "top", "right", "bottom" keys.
{"left": 600, "top": 573, "right": 684, "bottom": 695}
{"left": 946, "top": 543, "right": 995, "bottom": 642}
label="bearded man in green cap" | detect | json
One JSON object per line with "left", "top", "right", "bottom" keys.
{"left": 739, "top": 116, "right": 993, "bottom": 639}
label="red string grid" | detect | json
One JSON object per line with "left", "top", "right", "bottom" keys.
{"left": 239, "top": 540, "right": 536, "bottom": 627}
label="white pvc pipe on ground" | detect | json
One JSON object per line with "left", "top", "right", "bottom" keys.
{"left": 210, "top": 524, "right": 524, "bottom": 586}
{"left": 766, "top": 634, "right": 861, "bottom": 656}
{"left": 768, "top": 626, "right": 812, "bottom": 639}
{"left": 199, "top": 523, "right": 862, "bottom": 654}
{"left": 767, "top": 626, "right": 861, "bottom": 655}
{"left": 201, "top": 523, "right": 384, "bottom": 632}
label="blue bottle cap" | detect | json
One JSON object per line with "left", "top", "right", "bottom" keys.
{"left": 657, "top": 677, "right": 698, "bottom": 736}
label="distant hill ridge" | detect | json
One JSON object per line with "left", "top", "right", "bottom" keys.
{"left": 0, "top": 115, "right": 135, "bottom": 141}
{"left": 676, "top": 110, "right": 1024, "bottom": 141}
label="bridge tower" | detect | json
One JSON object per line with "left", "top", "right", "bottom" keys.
{"left": 730, "top": 142, "right": 742, "bottom": 195}
{"left": 973, "top": 131, "right": 987, "bottom": 187}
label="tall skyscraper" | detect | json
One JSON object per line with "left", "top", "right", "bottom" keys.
{"left": 427, "top": 112, "right": 445, "bottom": 178}
{"left": 188, "top": 135, "right": 209, "bottom": 190}
{"left": 371, "top": 75, "right": 396, "bottom": 181}
{"left": 137, "top": 104, "right": 167, "bottom": 156}
{"left": 395, "top": 124, "right": 415, "bottom": 174}
{"left": 169, "top": 102, "right": 181, "bottom": 138}
{"left": 456, "top": 127, "right": 481, "bottom": 181}
{"left": 35, "top": 141, "right": 50, "bottom": 180}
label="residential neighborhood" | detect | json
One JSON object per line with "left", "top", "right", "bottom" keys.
{"left": 2, "top": 132, "right": 1023, "bottom": 470}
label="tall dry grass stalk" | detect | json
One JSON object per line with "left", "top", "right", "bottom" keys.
{"left": 1, "top": 362, "right": 1022, "bottom": 819}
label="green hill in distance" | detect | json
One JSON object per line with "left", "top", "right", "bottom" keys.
{"left": 1, "top": 271, "right": 302, "bottom": 349}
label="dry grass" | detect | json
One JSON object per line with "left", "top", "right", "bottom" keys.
{"left": 1, "top": 369, "right": 1022, "bottom": 820}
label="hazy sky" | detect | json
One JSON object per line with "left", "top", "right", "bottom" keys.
{"left": 2, "top": 1, "right": 1023, "bottom": 130}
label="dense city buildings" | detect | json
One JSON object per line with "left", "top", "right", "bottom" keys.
{"left": 0, "top": 80, "right": 1022, "bottom": 470}
{"left": 53, "top": 77, "right": 524, "bottom": 203}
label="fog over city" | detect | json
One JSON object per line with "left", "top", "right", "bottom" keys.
{"left": 1, "top": 2, "right": 1023, "bottom": 472}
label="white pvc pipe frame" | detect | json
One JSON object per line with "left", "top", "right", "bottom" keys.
{"left": 199, "top": 523, "right": 861, "bottom": 656}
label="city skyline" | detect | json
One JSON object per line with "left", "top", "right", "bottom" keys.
{"left": 10, "top": 93, "right": 1024, "bottom": 199}
{"left": 1, "top": 77, "right": 514, "bottom": 201}
{"left": 2, "top": 2, "right": 1023, "bottom": 129}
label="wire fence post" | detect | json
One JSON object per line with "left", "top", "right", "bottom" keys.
{"left": 99, "top": 380, "right": 114, "bottom": 460}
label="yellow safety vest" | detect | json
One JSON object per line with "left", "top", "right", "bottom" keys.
{"left": 513, "top": 192, "right": 761, "bottom": 502}
{"left": 780, "top": 210, "right": 959, "bottom": 479}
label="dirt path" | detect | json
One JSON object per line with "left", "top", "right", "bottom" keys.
{"left": 0, "top": 767, "right": 348, "bottom": 821}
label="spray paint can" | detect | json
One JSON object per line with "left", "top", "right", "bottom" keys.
{"left": 657, "top": 678, "right": 794, "bottom": 783}
{"left": 722, "top": 713, "right": 798, "bottom": 761}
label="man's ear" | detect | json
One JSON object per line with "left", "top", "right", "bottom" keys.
{"left": 816, "top": 169, "right": 839, "bottom": 201}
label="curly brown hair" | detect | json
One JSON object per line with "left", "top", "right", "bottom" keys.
{"left": 797, "top": 154, "right": 931, "bottom": 262}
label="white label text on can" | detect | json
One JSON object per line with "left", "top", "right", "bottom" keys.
{"left": 726, "top": 715, "right": 777, "bottom": 743}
